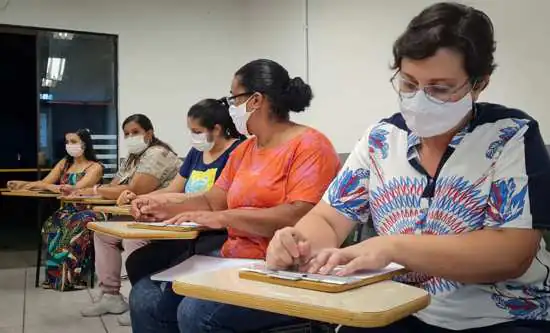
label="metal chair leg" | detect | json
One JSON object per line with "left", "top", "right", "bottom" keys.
{"left": 89, "top": 236, "right": 95, "bottom": 288}
{"left": 35, "top": 201, "right": 44, "bottom": 287}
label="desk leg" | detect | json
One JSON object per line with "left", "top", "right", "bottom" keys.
{"left": 189, "top": 239, "right": 197, "bottom": 257}
{"left": 35, "top": 200, "right": 44, "bottom": 288}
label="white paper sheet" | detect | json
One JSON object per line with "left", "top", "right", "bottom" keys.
{"left": 151, "top": 255, "right": 262, "bottom": 282}
{"left": 134, "top": 221, "right": 201, "bottom": 228}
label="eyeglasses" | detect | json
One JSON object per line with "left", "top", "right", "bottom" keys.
{"left": 222, "top": 92, "right": 253, "bottom": 106}
{"left": 390, "top": 72, "right": 473, "bottom": 104}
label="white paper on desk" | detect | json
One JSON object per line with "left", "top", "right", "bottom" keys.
{"left": 240, "top": 262, "right": 405, "bottom": 285}
{"left": 332, "top": 262, "right": 404, "bottom": 278}
{"left": 151, "top": 255, "right": 261, "bottom": 282}
{"left": 134, "top": 221, "right": 201, "bottom": 228}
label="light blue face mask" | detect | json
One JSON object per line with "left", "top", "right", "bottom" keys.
{"left": 400, "top": 90, "right": 473, "bottom": 138}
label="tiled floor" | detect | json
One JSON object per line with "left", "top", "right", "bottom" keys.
{"left": 0, "top": 251, "right": 35, "bottom": 269}
{"left": 0, "top": 267, "right": 131, "bottom": 333}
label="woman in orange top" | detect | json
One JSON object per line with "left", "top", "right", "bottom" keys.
{"left": 129, "top": 59, "right": 340, "bottom": 333}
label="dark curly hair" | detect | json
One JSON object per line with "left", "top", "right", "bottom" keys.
{"left": 392, "top": 2, "right": 496, "bottom": 83}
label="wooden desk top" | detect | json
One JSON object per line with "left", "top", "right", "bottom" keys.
{"left": 1, "top": 190, "right": 59, "bottom": 198}
{"left": 60, "top": 197, "right": 117, "bottom": 205}
{"left": 0, "top": 168, "right": 52, "bottom": 173}
{"left": 172, "top": 267, "right": 430, "bottom": 328}
{"left": 92, "top": 205, "right": 131, "bottom": 216}
{"left": 88, "top": 221, "right": 199, "bottom": 240}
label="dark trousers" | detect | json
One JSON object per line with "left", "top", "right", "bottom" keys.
{"left": 125, "top": 230, "right": 227, "bottom": 285}
{"left": 339, "top": 316, "right": 550, "bottom": 333}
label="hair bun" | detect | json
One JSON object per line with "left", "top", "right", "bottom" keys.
{"left": 283, "top": 77, "right": 313, "bottom": 113}
{"left": 217, "top": 97, "right": 229, "bottom": 108}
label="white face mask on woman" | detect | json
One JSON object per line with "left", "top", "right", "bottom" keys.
{"left": 125, "top": 135, "right": 149, "bottom": 154}
{"left": 190, "top": 132, "right": 215, "bottom": 152}
{"left": 400, "top": 90, "right": 473, "bottom": 138}
{"left": 229, "top": 97, "right": 254, "bottom": 136}
{"left": 66, "top": 144, "right": 84, "bottom": 157}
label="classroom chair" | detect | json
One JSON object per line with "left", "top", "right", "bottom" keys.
{"left": 35, "top": 199, "right": 60, "bottom": 287}
{"left": 342, "top": 218, "right": 377, "bottom": 247}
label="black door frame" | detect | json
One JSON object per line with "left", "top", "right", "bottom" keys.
{"left": 0, "top": 23, "right": 119, "bottom": 179}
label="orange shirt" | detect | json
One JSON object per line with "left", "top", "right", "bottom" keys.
{"left": 215, "top": 127, "right": 340, "bottom": 259}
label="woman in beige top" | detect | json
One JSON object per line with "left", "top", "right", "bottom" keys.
{"left": 45, "top": 115, "right": 180, "bottom": 292}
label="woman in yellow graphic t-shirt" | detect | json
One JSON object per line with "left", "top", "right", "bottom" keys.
{"left": 81, "top": 99, "right": 244, "bottom": 326}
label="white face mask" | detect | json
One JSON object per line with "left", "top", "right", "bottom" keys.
{"left": 400, "top": 90, "right": 473, "bottom": 138}
{"left": 228, "top": 97, "right": 253, "bottom": 136}
{"left": 125, "top": 135, "right": 149, "bottom": 154}
{"left": 190, "top": 132, "right": 214, "bottom": 152}
{"left": 66, "top": 144, "right": 84, "bottom": 157}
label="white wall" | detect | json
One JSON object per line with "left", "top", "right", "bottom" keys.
{"left": 2, "top": 0, "right": 549, "bottom": 155}
{"left": 242, "top": 0, "right": 306, "bottom": 79}
{"left": 307, "top": 0, "right": 550, "bottom": 152}
{"left": 0, "top": 0, "right": 248, "bottom": 156}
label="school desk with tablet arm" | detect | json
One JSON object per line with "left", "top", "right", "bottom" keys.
{"left": 87, "top": 221, "right": 202, "bottom": 240}
{"left": 127, "top": 221, "right": 208, "bottom": 232}
{"left": 92, "top": 205, "right": 132, "bottom": 216}
{"left": 1, "top": 189, "right": 60, "bottom": 198}
{"left": 169, "top": 256, "right": 430, "bottom": 328}
{"left": 1, "top": 188, "right": 60, "bottom": 286}
{"left": 60, "top": 195, "right": 117, "bottom": 205}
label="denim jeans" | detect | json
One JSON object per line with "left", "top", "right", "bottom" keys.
{"left": 126, "top": 232, "right": 227, "bottom": 285}
{"left": 130, "top": 278, "right": 183, "bottom": 333}
{"left": 177, "top": 297, "right": 304, "bottom": 332}
{"left": 130, "top": 276, "right": 304, "bottom": 333}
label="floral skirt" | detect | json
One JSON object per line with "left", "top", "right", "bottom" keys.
{"left": 41, "top": 203, "right": 106, "bottom": 291}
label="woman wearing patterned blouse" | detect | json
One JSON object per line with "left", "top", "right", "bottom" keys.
{"left": 267, "top": 3, "right": 550, "bottom": 333}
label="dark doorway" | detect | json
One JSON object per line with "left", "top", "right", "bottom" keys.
{"left": 0, "top": 32, "right": 38, "bottom": 169}
{"left": 0, "top": 26, "right": 118, "bottom": 269}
